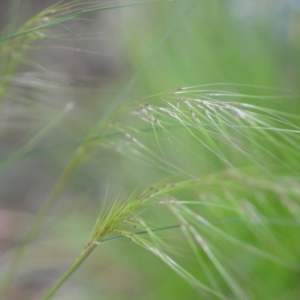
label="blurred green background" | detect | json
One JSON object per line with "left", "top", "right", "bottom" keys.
{"left": 1, "top": 1, "right": 300, "bottom": 299}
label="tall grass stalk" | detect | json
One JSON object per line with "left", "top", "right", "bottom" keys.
{"left": 0, "top": 0, "right": 197, "bottom": 297}
{"left": 44, "top": 87, "right": 300, "bottom": 299}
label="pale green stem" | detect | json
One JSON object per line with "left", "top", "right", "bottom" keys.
{"left": 42, "top": 243, "right": 97, "bottom": 300}
{"left": 90, "top": 0, "right": 199, "bottom": 136}
{"left": 0, "top": 1, "right": 159, "bottom": 43}
{"left": 0, "top": 152, "right": 82, "bottom": 297}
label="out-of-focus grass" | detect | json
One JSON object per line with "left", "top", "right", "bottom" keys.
{"left": 120, "top": 1, "right": 300, "bottom": 101}
{"left": 1, "top": 1, "right": 300, "bottom": 300}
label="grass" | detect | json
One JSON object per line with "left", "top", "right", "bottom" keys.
{"left": 0, "top": 1, "right": 300, "bottom": 299}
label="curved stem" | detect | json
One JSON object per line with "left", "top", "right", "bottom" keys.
{"left": 0, "top": 152, "right": 82, "bottom": 297}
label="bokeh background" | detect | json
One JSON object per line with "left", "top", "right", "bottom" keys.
{"left": 1, "top": 0, "right": 300, "bottom": 299}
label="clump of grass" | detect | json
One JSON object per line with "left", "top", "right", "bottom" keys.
{"left": 0, "top": 0, "right": 163, "bottom": 296}
{"left": 98, "top": 87, "right": 300, "bottom": 299}
{"left": 38, "top": 87, "right": 300, "bottom": 299}
{"left": 1, "top": 1, "right": 300, "bottom": 300}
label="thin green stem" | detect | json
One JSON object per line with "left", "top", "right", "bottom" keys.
{"left": 0, "top": 1, "right": 159, "bottom": 43}
{"left": 42, "top": 223, "right": 180, "bottom": 299}
{"left": 0, "top": 0, "right": 197, "bottom": 297}
{"left": 0, "top": 152, "right": 82, "bottom": 297}
{"left": 89, "top": 0, "right": 199, "bottom": 137}
{"left": 0, "top": 103, "right": 73, "bottom": 171}
{"left": 42, "top": 243, "right": 97, "bottom": 300}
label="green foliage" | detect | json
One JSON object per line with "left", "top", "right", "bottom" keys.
{"left": 0, "top": 1, "right": 300, "bottom": 300}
